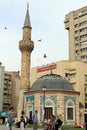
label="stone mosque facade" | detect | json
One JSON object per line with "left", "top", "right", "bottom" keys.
{"left": 24, "top": 74, "right": 80, "bottom": 124}
{"left": 18, "top": 5, "right": 81, "bottom": 124}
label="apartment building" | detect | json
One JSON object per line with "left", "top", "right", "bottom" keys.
{"left": 0, "top": 68, "right": 20, "bottom": 113}
{"left": 3, "top": 72, "right": 12, "bottom": 111}
{"left": 64, "top": 6, "right": 87, "bottom": 63}
{"left": 0, "top": 66, "right": 4, "bottom": 112}
{"left": 31, "top": 60, "right": 87, "bottom": 121}
{"left": 4, "top": 71, "right": 20, "bottom": 112}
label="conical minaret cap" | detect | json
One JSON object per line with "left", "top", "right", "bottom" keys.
{"left": 23, "top": 3, "right": 32, "bottom": 29}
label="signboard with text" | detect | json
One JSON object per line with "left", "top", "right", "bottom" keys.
{"left": 37, "top": 64, "right": 57, "bottom": 73}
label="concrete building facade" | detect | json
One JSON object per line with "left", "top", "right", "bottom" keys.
{"left": 0, "top": 66, "right": 4, "bottom": 112}
{"left": 0, "top": 68, "right": 20, "bottom": 114}
{"left": 64, "top": 6, "right": 87, "bottom": 63}
{"left": 5, "top": 71, "right": 20, "bottom": 112}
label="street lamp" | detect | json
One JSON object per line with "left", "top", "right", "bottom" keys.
{"left": 42, "top": 85, "right": 46, "bottom": 126}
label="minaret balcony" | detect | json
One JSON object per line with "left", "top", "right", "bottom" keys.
{"left": 19, "top": 40, "right": 34, "bottom": 52}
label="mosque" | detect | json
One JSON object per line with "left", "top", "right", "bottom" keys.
{"left": 24, "top": 73, "right": 80, "bottom": 124}
{"left": 18, "top": 4, "right": 81, "bottom": 124}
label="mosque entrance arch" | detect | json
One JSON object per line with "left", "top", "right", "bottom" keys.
{"left": 45, "top": 107, "right": 53, "bottom": 120}
{"left": 40, "top": 95, "right": 57, "bottom": 122}
{"left": 30, "top": 111, "right": 32, "bottom": 119}
{"left": 44, "top": 98, "right": 56, "bottom": 120}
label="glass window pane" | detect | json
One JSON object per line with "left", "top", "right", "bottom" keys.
{"left": 67, "top": 108, "right": 73, "bottom": 120}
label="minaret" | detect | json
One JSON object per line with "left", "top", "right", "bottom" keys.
{"left": 18, "top": 4, "right": 34, "bottom": 118}
{"left": 19, "top": 4, "right": 34, "bottom": 89}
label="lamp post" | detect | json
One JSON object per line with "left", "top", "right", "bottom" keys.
{"left": 42, "top": 85, "right": 46, "bottom": 126}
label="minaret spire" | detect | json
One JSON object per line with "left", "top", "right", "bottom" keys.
{"left": 23, "top": 2, "right": 31, "bottom": 29}
{"left": 27, "top": 2, "right": 29, "bottom": 9}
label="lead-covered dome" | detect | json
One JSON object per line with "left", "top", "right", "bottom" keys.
{"left": 30, "top": 74, "right": 74, "bottom": 92}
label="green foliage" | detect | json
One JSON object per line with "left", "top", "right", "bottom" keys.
{"left": 61, "top": 125, "right": 85, "bottom": 130}
{"left": 26, "top": 124, "right": 33, "bottom": 128}
{"left": 25, "top": 124, "right": 86, "bottom": 130}
{"left": 26, "top": 124, "right": 43, "bottom": 128}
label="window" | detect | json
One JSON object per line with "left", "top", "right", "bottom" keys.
{"left": 65, "top": 73, "right": 76, "bottom": 79}
{"left": 81, "top": 41, "right": 87, "bottom": 45}
{"left": 75, "top": 50, "right": 79, "bottom": 55}
{"left": 75, "top": 43, "right": 79, "bottom": 47}
{"left": 75, "top": 30, "right": 78, "bottom": 34}
{"left": 71, "top": 83, "right": 76, "bottom": 88}
{"left": 66, "top": 100, "right": 74, "bottom": 121}
{"left": 85, "top": 95, "right": 87, "bottom": 101}
{"left": 75, "top": 24, "right": 78, "bottom": 28}
{"left": 45, "top": 107, "right": 53, "bottom": 120}
{"left": 85, "top": 103, "right": 87, "bottom": 109}
{"left": 85, "top": 75, "right": 87, "bottom": 81}
{"left": 81, "top": 47, "right": 87, "bottom": 52}
{"left": 85, "top": 93, "right": 87, "bottom": 96}
{"left": 85, "top": 84, "right": 87, "bottom": 87}
{"left": 67, "top": 108, "right": 73, "bottom": 120}
{"left": 81, "top": 55, "right": 85, "bottom": 59}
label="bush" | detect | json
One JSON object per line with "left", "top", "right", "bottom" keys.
{"left": 61, "top": 125, "right": 85, "bottom": 130}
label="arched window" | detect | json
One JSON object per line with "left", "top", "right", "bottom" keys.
{"left": 66, "top": 100, "right": 74, "bottom": 120}
{"left": 45, "top": 100, "right": 54, "bottom": 120}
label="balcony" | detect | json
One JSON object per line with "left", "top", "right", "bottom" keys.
{"left": 3, "top": 98, "right": 11, "bottom": 104}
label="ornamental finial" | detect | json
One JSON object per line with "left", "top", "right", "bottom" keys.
{"left": 27, "top": 2, "right": 29, "bottom": 9}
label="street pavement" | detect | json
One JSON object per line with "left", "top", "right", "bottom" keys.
{"left": 0, "top": 124, "right": 33, "bottom": 130}
{"left": 0, "top": 124, "right": 62, "bottom": 130}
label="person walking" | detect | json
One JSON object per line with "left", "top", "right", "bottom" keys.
{"left": 33, "top": 110, "right": 38, "bottom": 130}
{"left": 55, "top": 115, "right": 63, "bottom": 130}
{"left": 20, "top": 111, "right": 25, "bottom": 130}
{"left": 7, "top": 107, "right": 14, "bottom": 130}
{"left": 1, "top": 111, "right": 7, "bottom": 124}
{"left": 49, "top": 114, "right": 55, "bottom": 130}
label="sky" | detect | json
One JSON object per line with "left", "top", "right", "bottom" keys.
{"left": 0, "top": 0, "right": 87, "bottom": 71}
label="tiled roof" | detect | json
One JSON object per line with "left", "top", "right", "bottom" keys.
{"left": 30, "top": 74, "right": 74, "bottom": 92}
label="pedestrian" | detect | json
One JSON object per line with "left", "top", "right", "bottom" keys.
{"left": 20, "top": 111, "right": 25, "bottom": 130}
{"left": 32, "top": 110, "right": 38, "bottom": 130}
{"left": 49, "top": 114, "right": 55, "bottom": 130}
{"left": 1, "top": 111, "right": 7, "bottom": 124}
{"left": 55, "top": 115, "right": 63, "bottom": 130}
{"left": 7, "top": 107, "right": 14, "bottom": 130}
{"left": 24, "top": 116, "right": 28, "bottom": 126}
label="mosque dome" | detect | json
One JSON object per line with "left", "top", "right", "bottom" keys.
{"left": 30, "top": 73, "right": 74, "bottom": 92}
